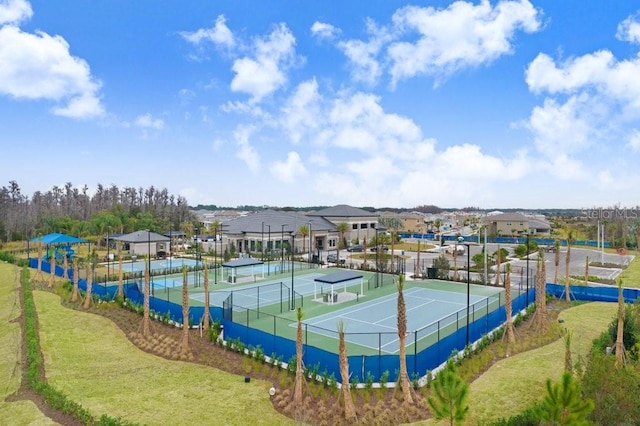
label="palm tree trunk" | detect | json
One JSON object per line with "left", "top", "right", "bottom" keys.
{"left": 71, "top": 259, "right": 79, "bottom": 302}
{"left": 203, "top": 261, "right": 210, "bottom": 331}
{"left": 338, "top": 321, "right": 357, "bottom": 421}
{"left": 82, "top": 263, "right": 93, "bottom": 309}
{"left": 504, "top": 264, "right": 515, "bottom": 344}
{"left": 615, "top": 281, "right": 625, "bottom": 367}
{"left": 565, "top": 238, "right": 572, "bottom": 302}
{"left": 117, "top": 241, "right": 124, "bottom": 299}
{"left": 180, "top": 266, "right": 190, "bottom": 356}
{"left": 142, "top": 259, "right": 151, "bottom": 336}
{"left": 293, "top": 307, "right": 304, "bottom": 405}
{"left": 48, "top": 251, "right": 56, "bottom": 288}
{"left": 397, "top": 274, "right": 414, "bottom": 403}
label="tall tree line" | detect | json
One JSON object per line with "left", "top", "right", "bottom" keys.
{"left": 0, "top": 181, "right": 195, "bottom": 241}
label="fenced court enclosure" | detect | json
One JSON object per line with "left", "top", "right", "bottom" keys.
{"left": 31, "top": 256, "right": 542, "bottom": 383}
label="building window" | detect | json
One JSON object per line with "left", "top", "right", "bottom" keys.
{"left": 352, "top": 224, "right": 358, "bottom": 230}
{"left": 360, "top": 223, "right": 368, "bottom": 229}
{"left": 370, "top": 223, "right": 376, "bottom": 228}
{"left": 329, "top": 239, "right": 336, "bottom": 247}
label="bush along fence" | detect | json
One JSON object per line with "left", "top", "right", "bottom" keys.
{"left": 21, "top": 266, "right": 137, "bottom": 426}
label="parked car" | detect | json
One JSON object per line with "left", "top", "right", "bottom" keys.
{"left": 346, "top": 244, "right": 364, "bottom": 252}
{"left": 326, "top": 254, "right": 346, "bottom": 264}
{"left": 369, "top": 245, "right": 389, "bottom": 252}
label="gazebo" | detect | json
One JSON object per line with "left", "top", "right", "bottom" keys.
{"left": 221, "top": 258, "right": 264, "bottom": 283}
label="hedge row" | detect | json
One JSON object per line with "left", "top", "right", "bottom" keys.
{"left": 21, "top": 266, "right": 137, "bottom": 426}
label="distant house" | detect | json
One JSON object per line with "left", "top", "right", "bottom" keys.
{"left": 483, "top": 212, "right": 551, "bottom": 236}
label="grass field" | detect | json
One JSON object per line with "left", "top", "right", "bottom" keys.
{"left": 617, "top": 249, "right": 640, "bottom": 287}
{"left": 0, "top": 263, "right": 58, "bottom": 425}
{"left": 417, "top": 301, "right": 617, "bottom": 425}
{"left": 33, "top": 289, "right": 293, "bottom": 425}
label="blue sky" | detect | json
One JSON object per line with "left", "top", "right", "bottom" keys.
{"left": 1, "top": 0, "right": 640, "bottom": 209}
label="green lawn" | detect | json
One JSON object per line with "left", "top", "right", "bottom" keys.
{"left": 617, "top": 249, "right": 640, "bottom": 287}
{"left": 414, "top": 302, "right": 617, "bottom": 425}
{"left": 33, "top": 290, "right": 293, "bottom": 425}
{"left": 0, "top": 263, "right": 58, "bottom": 425}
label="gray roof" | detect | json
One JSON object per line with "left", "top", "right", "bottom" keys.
{"left": 223, "top": 209, "right": 336, "bottom": 234}
{"left": 529, "top": 219, "right": 551, "bottom": 230}
{"left": 314, "top": 271, "right": 363, "bottom": 284}
{"left": 114, "top": 230, "right": 170, "bottom": 243}
{"left": 221, "top": 258, "right": 264, "bottom": 268}
{"left": 308, "top": 204, "right": 377, "bottom": 218}
{"left": 484, "top": 212, "right": 529, "bottom": 222}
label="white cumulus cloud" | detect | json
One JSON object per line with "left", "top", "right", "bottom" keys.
{"left": 387, "top": 0, "right": 541, "bottom": 86}
{"left": 230, "top": 23, "right": 298, "bottom": 103}
{"left": 0, "top": 25, "right": 104, "bottom": 118}
{"left": 0, "top": 0, "right": 32, "bottom": 25}
{"left": 310, "top": 21, "right": 339, "bottom": 40}
{"left": 135, "top": 113, "right": 165, "bottom": 130}
{"left": 234, "top": 124, "right": 261, "bottom": 173}
{"left": 180, "top": 15, "right": 235, "bottom": 49}
{"left": 617, "top": 13, "right": 640, "bottom": 45}
{"left": 269, "top": 151, "right": 307, "bottom": 183}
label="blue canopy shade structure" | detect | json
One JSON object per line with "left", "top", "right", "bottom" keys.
{"left": 29, "top": 233, "right": 88, "bottom": 244}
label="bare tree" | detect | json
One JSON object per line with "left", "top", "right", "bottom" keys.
{"left": 396, "top": 274, "right": 415, "bottom": 403}
{"left": 293, "top": 307, "right": 305, "bottom": 405}
{"left": 615, "top": 280, "right": 626, "bottom": 367}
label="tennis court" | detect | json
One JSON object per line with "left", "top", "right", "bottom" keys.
{"left": 300, "top": 286, "right": 500, "bottom": 354}
{"left": 111, "top": 258, "right": 199, "bottom": 274}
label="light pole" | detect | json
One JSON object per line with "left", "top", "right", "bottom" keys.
{"left": 281, "top": 224, "right": 287, "bottom": 273}
{"left": 267, "top": 224, "right": 271, "bottom": 276}
{"left": 459, "top": 236, "right": 471, "bottom": 346}
{"left": 291, "top": 231, "right": 295, "bottom": 310}
{"left": 526, "top": 232, "right": 530, "bottom": 306}
{"left": 147, "top": 230, "right": 152, "bottom": 297}
{"left": 308, "top": 221, "right": 312, "bottom": 269}
{"left": 261, "top": 222, "right": 265, "bottom": 262}
{"left": 107, "top": 226, "right": 111, "bottom": 284}
{"left": 195, "top": 227, "right": 199, "bottom": 288}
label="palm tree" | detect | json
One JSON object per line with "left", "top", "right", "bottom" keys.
{"left": 116, "top": 239, "right": 124, "bottom": 300}
{"left": 293, "top": 306, "right": 304, "bottom": 405}
{"left": 564, "top": 330, "right": 573, "bottom": 373}
{"left": 427, "top": 362, "right": 469, "bottom": 426}
{"left": 380, "top": 216, "right": 402, "bottom": 273}
{"left": 48, "top": 246, "right": 56, "bottom": 288}
{"left": 396, "top": 274, "right": 414, "bottom": 403}
{"left": 584, "top": 256, "right": 589, "bottom": 285}
{"left": 504, "top": 263, "right": 516, "bottom": 345}
{"left": 565, "top": 230, "right": 573, "bottom": 302}
{"left": 615, "top": 280, "right": 626, "bottom": 367}
{"left": 337, "top": 222, "right": 349, "bottom": 260}
{"left": 202, "top": 260, "right": 210, "bottom": 332}
{"left": 142, "top": 257, "right": 151, "bottom": 336}
{"left": 61, "top": 246, "right": 69, "bottom": 281}
{"left": 35, "top": 237, "right": 44, "bottom": 283}
{"left": 298, "top": 224, "right": 309, "bottom": 254}
{"left": 536, "top": 372, "right": 594, "bottom": 424}
{"left": 533, "top": 249, "right": 550, "bottom": 331}
{"left": 71, "top": 257, "right": 80, "bottom": 302}
{"left": 180, "top": 266, "right": 190, "bottom": 357}
{"left": 337, "top": 321, "right": 357, "bottom": 422}
{"left": 82, "top": 262, "right": 94, "bottom": 309}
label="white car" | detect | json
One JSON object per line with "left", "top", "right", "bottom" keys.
{"left": 445, "top": 245, "right": 466, "bottom": 255}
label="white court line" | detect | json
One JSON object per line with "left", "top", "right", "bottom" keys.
{"left": 373, "top": 299, "right": 437, "bottom": 326}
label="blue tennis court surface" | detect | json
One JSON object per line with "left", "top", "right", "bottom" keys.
{"left": 301, "top": 286, "right": 492, "bottom": 354}
{"left": 190, "top": 272, "right": 329, "bottom": 307}
{"left": 112, "top": 258, "right": 199, "bottom": 273}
